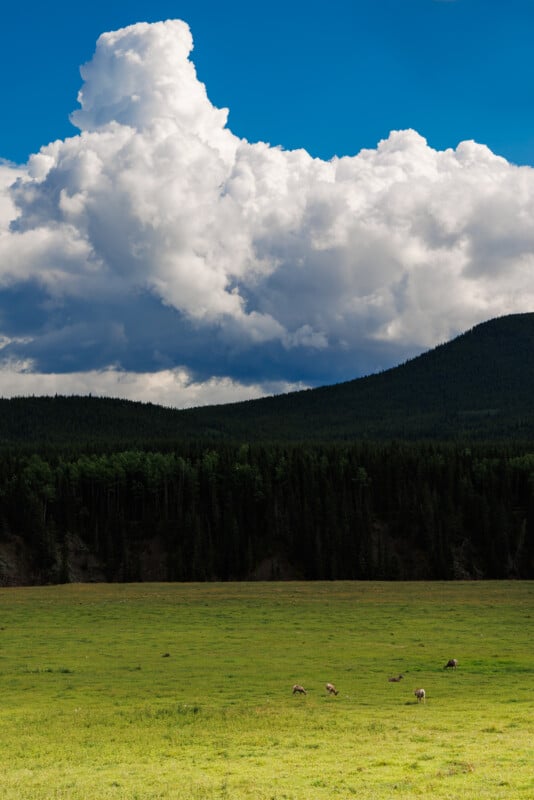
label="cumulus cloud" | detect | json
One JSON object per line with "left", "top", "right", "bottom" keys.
{"left": 0, "top": 160, "right": 23, "bottom": 231}
{"left": 0, "top": 357, "right": 304, "bottom": 408}
{"left": 1, "top": 19, "right": 534, "bottom": 405}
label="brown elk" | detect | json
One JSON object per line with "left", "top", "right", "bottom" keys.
{"left": 414, "top": 688, "right": 426, "bottom": 703}
{"left": 444, "top": 658, "right": 458, "bottom": 669}
{"left": 292, "top": 684, "right": 307, "bottom": 695}
{"left": 388, "top": 674, "right": 404, "bottom": 682}
{"left": 325, "top": 682, "right": 338, "bottom": 695}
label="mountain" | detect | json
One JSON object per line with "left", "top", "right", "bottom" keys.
{"left": 2, "top": 312, "right": 534, "bottom": 445}
{"left": 179, "top": 312, "right": 534, "bottom": 440}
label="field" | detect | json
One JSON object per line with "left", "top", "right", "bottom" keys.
{"left": 0, "top": 581, "right": 532, "bottom": 799}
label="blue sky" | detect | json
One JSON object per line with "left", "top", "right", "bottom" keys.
{"left": 3, "top": 0, "right": 534, "bottom": 166}
{"left": 1, "top": 0, "right": 534, "bottom": 406}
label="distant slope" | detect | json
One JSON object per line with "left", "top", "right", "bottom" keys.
{"left": 0, "top": 395, "right": 185, "bottom": 447}
{"left": 2, "top": 313, "right": 534, "bottom": 444}
{"left": 189, "top": 311, "right": 534, "bottom": 440}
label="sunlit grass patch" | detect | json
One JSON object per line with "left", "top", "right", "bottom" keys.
{"left": 0, "top": 580, "right": 532, "bottom": 799}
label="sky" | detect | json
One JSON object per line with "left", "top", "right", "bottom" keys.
{"left": 1, "top": 0, "right": 534, "bottom": 407}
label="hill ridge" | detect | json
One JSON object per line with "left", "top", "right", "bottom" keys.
{"left": 2, "top": 312, "right": 534, "bottom": 443}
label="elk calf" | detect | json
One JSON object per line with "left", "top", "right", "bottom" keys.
{"left": 414, "top": 688, "right": 426, "bottom": 703}
{"left": 388, "top": 674, "right": 404, "bottom": 682}
{"left": 292, "top": 684, "right": 307, "bottom": 695}
{"left": 325, "top": 682, "right": 338, "bottom": 695}
{"left": 444, "top": 658, "right": 458, "bottom": 669}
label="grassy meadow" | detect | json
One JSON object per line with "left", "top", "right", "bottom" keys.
{"left": 0, "top": 581, "right": 532, "bottom": 799}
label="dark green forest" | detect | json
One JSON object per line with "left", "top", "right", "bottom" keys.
{"left": 1, "top": 441, "right": 533, "bottom": 585}
{"left": 2, "top": 313, "right": 534, "bottom": 585}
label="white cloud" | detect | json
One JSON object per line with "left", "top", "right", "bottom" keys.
{"left": 0, "top": 360, "right": 304, "bottom": 408}
{"left": 0, "top": 161, "right": 23, "bottom": 231}
{"left": 1, "top": 19, "right": 534, "bottom": 405}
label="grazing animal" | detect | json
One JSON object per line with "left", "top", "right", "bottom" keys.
{"left": 388, "top": 674, "right": 404, "bottom": 682}
{"left": 444, "top": 658, "right": 458, "bottom": 669}
{"left": 414, "top": 688, "right": 426, "bottom": 703}
{"left": 292, "top": 684, "right": 307, "bottom": 695}
{"left": 325, "top": 682, "right": 339, "bottom": 695}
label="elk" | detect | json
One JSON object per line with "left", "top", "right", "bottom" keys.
{"left": 414, "top": 688, "right": 426, "bottom": 703}
{"left": 388, "top": 674, "right": 404, "bottom": 682}
{"left": 292, "top": 684, "right": 307, "bottom": 695}
{"left": 444, "top": 658, "right": 458, "bottom": 669}
{"left": 325, "top": 682, "right": 339, "bottom": 695}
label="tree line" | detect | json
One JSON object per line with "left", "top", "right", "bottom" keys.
{"left": 1, "top": 440, "right": 533, "bottom": 584}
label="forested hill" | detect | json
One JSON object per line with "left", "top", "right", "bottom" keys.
{"left": 180, "top": 312, "right": 534, "bottom": 441}
{"left": 2, "top": 313, "right": 534, "bottom": 584}
{"left": 3, "top": 312, "right": 534, "bottom": 445}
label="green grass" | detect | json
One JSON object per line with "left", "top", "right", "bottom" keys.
{"left": 0, "top": 581, "right": 532, "bottom": 799}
